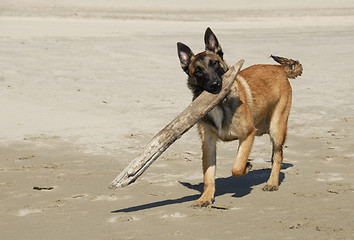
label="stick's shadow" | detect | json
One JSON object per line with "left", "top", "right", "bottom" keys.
{"left": 111, "top": 163, "right": 292, "bottom": 213}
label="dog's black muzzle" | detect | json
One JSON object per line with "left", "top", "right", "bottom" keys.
{"left": 207, "top": 79, "right": 222, "bottom": 94}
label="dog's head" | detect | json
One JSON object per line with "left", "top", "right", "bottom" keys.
{"left": 177, "top": 28, "right": 228, "bottom": 95}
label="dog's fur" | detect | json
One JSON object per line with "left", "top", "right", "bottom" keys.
{"left": 177, "top": 28, "right": 302, "bottom": 207}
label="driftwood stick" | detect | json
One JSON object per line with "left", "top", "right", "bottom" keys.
{"left": 109, "top": 59, "right": 244, "bottom": 189}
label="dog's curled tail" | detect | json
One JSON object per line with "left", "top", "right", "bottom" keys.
{"left": 271, "top": 55, "right": 303, "bottom": 79}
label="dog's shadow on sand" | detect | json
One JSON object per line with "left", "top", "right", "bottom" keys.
{"left": 111, "top": 163, "right": 292, "bottom": 213}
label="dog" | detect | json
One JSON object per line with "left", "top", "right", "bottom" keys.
{"left": 177, "top": 27, "right": 302, "bottom": 207}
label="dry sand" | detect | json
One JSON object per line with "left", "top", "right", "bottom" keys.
{"left": 1, "top": 1, "right": 353, "bottom": 239}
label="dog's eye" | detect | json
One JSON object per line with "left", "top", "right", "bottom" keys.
{"left": 210, "top": 59, "right": 219, "bottom": 67}
{"left": 194, "top": 67, "right": 203, "bottom": 77}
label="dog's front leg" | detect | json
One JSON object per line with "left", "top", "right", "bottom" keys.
{"left": 195, "top": 129, "right": 217, "bottom": 207}
{"left": 232, "top": 128, "right": 256, "bottom": 178}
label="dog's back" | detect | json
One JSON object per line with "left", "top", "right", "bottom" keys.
{"left": 234, "top": 56, "right": 302, "bottom": 136}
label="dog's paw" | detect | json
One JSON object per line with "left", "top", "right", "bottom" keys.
{"left": 193, "top": 197, "right": 214, "bottom": 208}
{"left": 262, "top": 184, "right": 279, "bottom": 191}
{"left": 232, "top": 162, "right": 253, "bottom": 178}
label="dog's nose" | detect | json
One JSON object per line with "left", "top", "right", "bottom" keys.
{"left": 211, "top": 81, "right": 221, "bottom": 90}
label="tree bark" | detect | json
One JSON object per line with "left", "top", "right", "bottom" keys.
{"left": 109, "top": 59, "right": 244, "bottom": 189}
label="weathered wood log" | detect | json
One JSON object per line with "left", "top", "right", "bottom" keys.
{"left": 109, "top": 59, "right": 244, "bottom": 189}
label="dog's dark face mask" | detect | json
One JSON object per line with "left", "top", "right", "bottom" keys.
{"left": 189, "top": 52, "right": 226, "bottom": 94}
{"left": 177, "top": 28, "right": 228, "bottom": 96}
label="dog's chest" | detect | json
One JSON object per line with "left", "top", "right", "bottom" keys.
{"left": 207, "top": 106, "right": 224, "bottom": 131}
{"left": 204, "top": 97, "right": 241, "bottom": 141}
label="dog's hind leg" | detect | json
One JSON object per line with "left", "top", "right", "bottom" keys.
{"left": 232, "top": 128, "right": 256, "bottom": 178}
{"left": 263, "top": 140, "right": 284, "bottom": 191}
{"left": 263, "top": 95, "right": 291, "bottom": 191}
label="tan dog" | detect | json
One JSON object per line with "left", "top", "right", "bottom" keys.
{"left": 177, "top": 28, "right": 302, "bottom": 206}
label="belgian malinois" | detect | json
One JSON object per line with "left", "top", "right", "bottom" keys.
{"left": 177, "top": 28, "right": 302, "bottom": 206}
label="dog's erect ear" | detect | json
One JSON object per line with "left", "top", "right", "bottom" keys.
{"left": 177, "top": 42, "right": 194, "bottom": 74}
{"left": 204, "top": 27, "right": 224, "bottom": 58}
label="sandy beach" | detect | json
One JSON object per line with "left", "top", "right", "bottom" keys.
{"left": 1, "top": 1, "right": 353, "bottom": 239}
